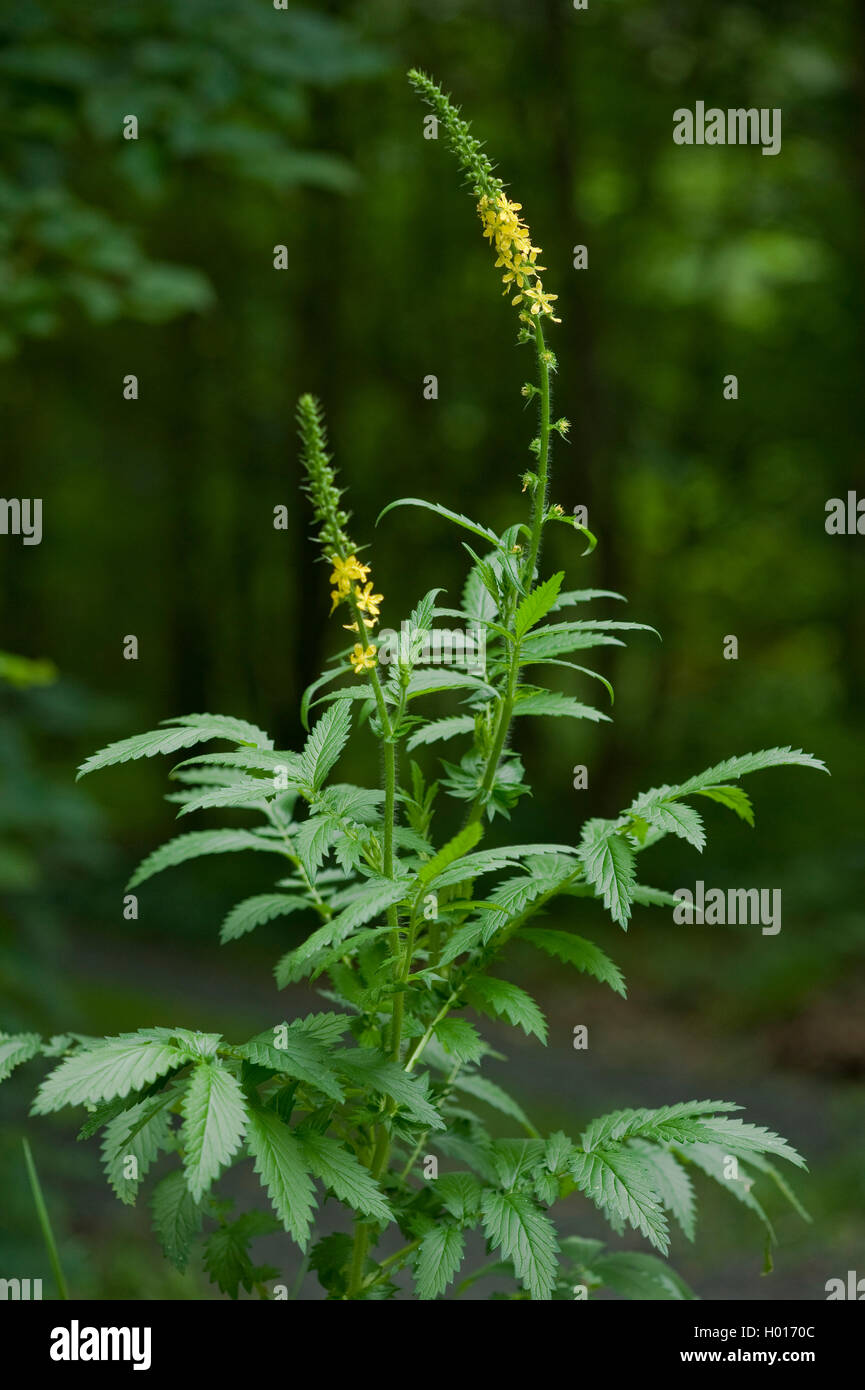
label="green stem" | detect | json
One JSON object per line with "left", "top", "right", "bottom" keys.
{"left": 359, "top": 1237, "right": 422, "bottom": 1291}
{"left": 398, "top": 1058, "right": 463, "bottom": 1180}
{"left": 346, "top": 1121, "right": 392, "bottom": 1298}
{"left": 404, "top": 991, "right": 459, "bottom": 1074}
{"left": 466, "top": 642, "right": 520, "bottom": 827}
{"left": 465, "top": 316, "right": 552, "bottom": 829}
{"left": 523, "top": 316, "right": 552, "bottom": 587}
{"left": 346, "top": 1219, "right": 370, "bottom": 1299}
{"left": 345, "top": 613, "right": 405, "bottom": 1295}
{"left": 22, "top": 1138, "right": 68, "bottom": 1300}
{"left": 403, "top": 871, "right": 578, "bottom": 1099}
{"left": 266, "top": 807, "right": 333, "bottom": 919}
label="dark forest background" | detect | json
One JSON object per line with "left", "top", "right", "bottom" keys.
{"left": 1, "top": 0, "right": 863, "bottom": 1299}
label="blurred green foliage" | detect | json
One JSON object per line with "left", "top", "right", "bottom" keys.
{"left": 1, "top": 0, "right": 863, "bottom": 1298}
{"left": 0, "top": 0, "right": 385, "bottom": 353}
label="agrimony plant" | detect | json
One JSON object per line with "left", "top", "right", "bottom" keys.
{"left": 6, "top": 72, "right": 828, "bottom": 1301}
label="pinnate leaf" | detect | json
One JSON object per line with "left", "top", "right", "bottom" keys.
{"left": 128, "top": 829, "right": 286, "bottom": 889}
{"left": 77, "top": 713, "right": 272, "bottom": 779}
{"left": 220, "top": 893, "right": 310, "bottom": 944}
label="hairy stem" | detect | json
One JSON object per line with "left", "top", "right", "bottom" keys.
{"left": 523, "top": 317, "right": 552, "bottom": 587}
{"left": 465, "top": 317, "right": 552, "bottom": 828}
{"left": 345, "top": 610, "right": 405, "bottom": 1296}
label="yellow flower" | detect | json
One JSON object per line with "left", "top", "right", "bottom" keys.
{"left": 477, "top": 193, "right": 559, "bottom": 324}
{"left": 343, "top": 617, "right": 378, "bottom": 633}
{"left": 523, "top": 284, "right": 561, "bottom": 323}
{"left": 354, "top": 581, "right": 383, "bottom": 620}
{"left": 349, "top": 643, "right": 377, "bottom": 674}
{"left": 329, "top": 554, "right": 371, "bottom": 595}
{"left": 329, "top": 554, "right": 373, "bottom": 614}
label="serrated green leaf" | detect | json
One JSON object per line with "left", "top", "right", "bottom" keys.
{"left": 591, "top": 1250, "right": 696, "bottom": 1301}
{"left": 406, "top": 716, "right": 475, "bottom": 751}
{"left": 300, "top": 702, "right": 352, "bottom": 791}
{"left": 128, "top": 828, "right": 286, "bottom": 889}
{"left": 692, "top": 1116, "right": 806, "bottom": 1169}
{"left": 512, "top": 691, "right": 610, "bottom": 723}
{"left": 171, "top": 748, "right": 300, "bottom": 777}
{"left": 551, "top": 588, "right": 627, "bottom": 609}
{"left": 692, "top": 785, "right": 754, "bottom": 825}
{"left": 519, "top": 630, "right": 624, "bottom": 661}
{"left": 220, "top": 893, "right": 310, "bottom": 944}
{"left": 433, "top": 1018, "right": 485, "bottom": 1064}
{"left": 32, "top": 1035, "right": 186, "bottom": 1113}
{"left": 672, "top": 1141, "right": 776, "bottom": 1244}
{"left": 309, "top": 1232, "right": 354, "bottom": 1293}
{"left": 628, "top": 1141, "right": 696, "bottom": 1242}
{"left": 175, "top": 779, "right": 277, "bottom": 819}
{"left": 638, "top": 802, "right": 706, "bottom": 852}
{"left": 431, "top": 843, "right": 578, "bottom": 892}
{"left": 481, "top": 1190, "right": 559, "bottom": 1300}
{"left": 581, "top": 1100, "right": 741, "bottom": 1152}
{"left": 300, "top": 1131, "right": 393, "bottom": 1222}
{"left": 234, "top": 1030, "right": 345, "bottom": 1102}
{"left": 435, "top": 1172, "right": 484, "bottom": 1224}
{"left": 287, "top": 1012, "right": 353, "bottom": 1047}
{"left": 406, "top": 669, "right": 496, "bottom": 700}
{"left": 544, "top": 1131, "right": 575, "bottom": 1174}
{"left": 202, "top": 1212, "right": 279, "bottom": 1299}
{"left": 578, "top": 820, "right": 635, "bottom": 928}
{"left": 669, "top": 747, "right": 828, "bottom": 798}
{"left": 514, "top": 572, "right": 564, "bottom": 641}
{"left": 376, "top": 496, "right": 499, "bottom": 546}
{"left": 181, "top": 1062, "right": 248, "bottom": 1201}
{"left": 102, "top": 1095, "right": 174, "bottom": 1206}
{"left": 519, "top": 928, "right": 626, "bottom": 997}
{"left": 569, "top": 1148, "right": 669, "bottom": 1253}
{"left": 274, "top": 879, "right": 409, "bottom": 985}
{"left": 474, "top": 860, "right": 577, "bottom": 945}
{"left": 0, "top": 1032, "right": 41, "bottom": 1082}
{"left": 161, "top": 713, "right": 273, "bottom": 746}
{"left": 77, "top": 713, "right": 272, "bottom": 779}
{"left": 741, "top": 1151, "right": 811, "bottom": 1223}
{"left": 294, "top": 816, "right": 342, "bottom": 878}
{"left": 463, "top": 976, "right": 548, "bottom": 1043}
{"left": 489, "top": 1138, "right": 545, "bottom": 1188}
{"left": 415, "top": 1224, "right": 466, "bottom": 1300}
{"left": 336, "top": 1049, "right": 444, "bottom": 1128}
{"left": 245, "top": 1107, "right": 316, "bottom": 1248}
{"left": 151, "top": 1169, "right": 204, "bottom": 1271}
{"left": 630, "top": 884, "right": 681, "bottom": 908}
